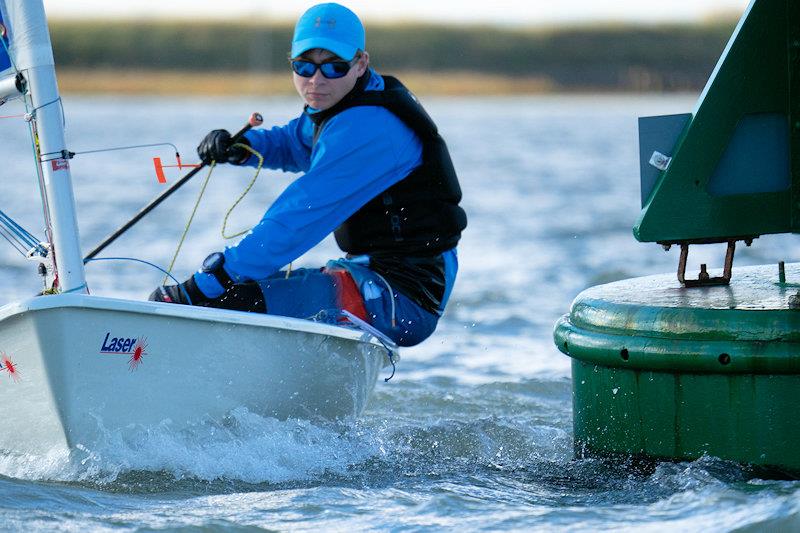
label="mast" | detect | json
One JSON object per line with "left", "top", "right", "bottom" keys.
{"left": 5, "top": 1, "right": 87, "bottom": 293}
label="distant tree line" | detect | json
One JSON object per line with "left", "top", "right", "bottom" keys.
{"left": 50, "top": 20, "right": 737, "bottom": 91}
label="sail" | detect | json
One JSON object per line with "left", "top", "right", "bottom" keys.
{"left": 0, "top": 0, "right": 54, "bottom": 76}
{"left": 0, "top": 4, "right": 11, "bottom": 75}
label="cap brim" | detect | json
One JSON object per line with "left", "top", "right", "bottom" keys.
{"left": 291, "top": 37, "right": 359, "bottom": 61}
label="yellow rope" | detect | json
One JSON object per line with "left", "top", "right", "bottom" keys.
{"left": 163, "top": 161, "right": 216, "bottom": 284}
{"left": 220, "top": 143, "right": 293, "bottom": 279}
{"left": 163, "top": 143, "right": 293, "bottom": 284}
{"left": 162, "top": 143, "right": 292, "bottom": 285}
{"left": 221, "top": 143, "right": 264, "bottom": 239}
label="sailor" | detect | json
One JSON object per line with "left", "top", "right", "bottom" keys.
{"left": 149, "top": 2, "right": 467, "bottom": 347}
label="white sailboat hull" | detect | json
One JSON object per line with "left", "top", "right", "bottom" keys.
{"left": 0, "top": 294, "right": 392, "bottom": 454}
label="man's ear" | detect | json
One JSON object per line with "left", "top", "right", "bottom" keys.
{"left": 356, "top": 51, "right": 370, "bottom": 76}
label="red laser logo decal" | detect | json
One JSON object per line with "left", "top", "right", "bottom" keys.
{"left": 51, "top": 158, "right": 69, "bottom": 172}
{"left": 0, "top": 352, "right": 20, "bottom": 382}
{"left": 100, "top": 332, "right": 150, "bottom": 371}
{"left": 128, "top": 338, "right": 148, "bottom": 371}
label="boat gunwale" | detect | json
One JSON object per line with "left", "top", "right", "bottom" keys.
{"left": 0, "top": 293, "right": 386, "bottom": 347}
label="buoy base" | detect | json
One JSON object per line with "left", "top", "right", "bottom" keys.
{"left": 555, "top": 263, "right": 800, "bottom": 473}
{"left": 571, "top": 360, "right": 800, "bottom": 473}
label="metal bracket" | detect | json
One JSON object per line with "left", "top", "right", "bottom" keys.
{"left": 676, "top": 240, "right": 738, "bottom": 287}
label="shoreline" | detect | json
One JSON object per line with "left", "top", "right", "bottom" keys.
{"left": 54, "top": 68, "right": 694, "bottom": 96}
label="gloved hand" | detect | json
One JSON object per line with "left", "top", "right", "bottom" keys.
{"left": 149, "top": 274, "right": 267, "bottom": 313}
{"left": 148, "top": 274, "right": 211, "bottom": 306}
{"left": 197, "top": 129, "right": 251, "bottom": 165}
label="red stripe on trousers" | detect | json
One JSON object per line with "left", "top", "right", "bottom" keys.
{"left": 327, "top": 270, "right": 368, "bottom": 322}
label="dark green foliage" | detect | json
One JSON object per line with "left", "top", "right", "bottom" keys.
{"left": 50, "top": 20, "right": 737, "bottom": 90}
{"left": 52, "top": 22, "right": 294, "bottom": 72}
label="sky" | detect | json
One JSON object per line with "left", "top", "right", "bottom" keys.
{"left": 41, "top": 0, "right": 751, "bottom": 26}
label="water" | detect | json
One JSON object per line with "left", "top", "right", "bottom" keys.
{"left": 1, "top": 93, "right": 800, "bottom": 531}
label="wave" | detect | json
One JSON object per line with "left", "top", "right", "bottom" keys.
{"left": 0, "top": 391, "right": 570, "bottom": 491}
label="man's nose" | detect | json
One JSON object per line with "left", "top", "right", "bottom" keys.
{"left": 308, "top": 68, "right": 326, "bottom": 84}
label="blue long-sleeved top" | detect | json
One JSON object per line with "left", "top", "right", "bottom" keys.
{"left": 195, "top": 71, "right": 424, "bottom": 297}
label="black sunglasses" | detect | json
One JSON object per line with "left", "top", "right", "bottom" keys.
{"left": 290, "top": 55, "right": 359, "bottom": 79}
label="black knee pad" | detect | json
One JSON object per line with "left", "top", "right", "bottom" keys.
{"left": 208, "top": 282, "right": 267, "bottom": 313}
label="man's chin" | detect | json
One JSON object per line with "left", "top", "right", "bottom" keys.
{"left": 306, "top": 96, "right": 333, "bottom": 110}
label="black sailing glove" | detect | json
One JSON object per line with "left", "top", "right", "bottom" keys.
{"left": 148, "top": 274, "right": 211, "bottom": 306}
{"left": 197, "top": 129, "right": 251, "bottom": 165}
{"left": 148, "top": 275, "right": 267, "bottom": 312}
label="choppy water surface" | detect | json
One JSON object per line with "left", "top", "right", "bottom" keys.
{"left": 1, "top": 93, "right": 800, "bottom": 532}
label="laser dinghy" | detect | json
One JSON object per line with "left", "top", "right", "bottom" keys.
{"left": 0, "top": 0, "right": 396, "bottom": 455}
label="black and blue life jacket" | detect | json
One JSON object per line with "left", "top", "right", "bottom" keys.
{"left": 307, "top": 72, "right": 467, "bottom": 313}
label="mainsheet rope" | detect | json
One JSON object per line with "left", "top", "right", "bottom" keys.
{"left": 221, "top": 145, "right": 265, "bottom": 240}
{"left": 163, "top": 143, "right": 267, "bottom": 284}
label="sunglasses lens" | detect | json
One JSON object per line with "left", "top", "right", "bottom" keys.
{"left": 291, "top": 58, "right": 356, "bottom": 79}
{"left": 291, "top": 60, "right": 317, "bottom": 77}
{"left": 320, "top": 61, "right": 351, "bottom": 79}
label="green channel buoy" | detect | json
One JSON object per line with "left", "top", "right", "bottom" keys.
{"left": 552, "top": 0, "right": 800, "bottom": 474}
{"left": 555, "top": 263, "right": 800, "bottom": 473}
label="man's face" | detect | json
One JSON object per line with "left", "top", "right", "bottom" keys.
{"left": 292, "top": 48, "right": 369, "bottom": 111}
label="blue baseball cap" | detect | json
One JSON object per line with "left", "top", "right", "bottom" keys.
{"left": 291, "top": 3, "right": 365, "bottom": 61}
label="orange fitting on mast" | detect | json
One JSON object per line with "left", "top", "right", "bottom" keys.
{"left": 153, "top": 154, "right": 201, "bottom": 183}
{"left": 153, "top": 157, "right": 167, "bottom": 184}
